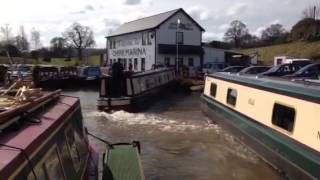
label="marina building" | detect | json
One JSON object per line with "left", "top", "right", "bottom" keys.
{"left": 106, "top": 8, "right": 205, "bottom": 72}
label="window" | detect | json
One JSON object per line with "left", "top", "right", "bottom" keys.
{"left": 134, "top": 58, "right": 138, "bottom": 70}
{"left": 176, "top": 32, "right": 184, "bottom": 44}
{"left": 226, "top": 88, "right": 237, "bottom": 106}
{"left": 141, "top": 58, "right": 145, "bottom": 71}
{"left": 28, "top": 146, "right": 65, "bottom": 180}
{"left": 147, "top": 32, "right": 153, "bottom": 45}
{"left": 109, "top": 41, "right": 113, "bottom": 49}
{"left": 164, "top": 57, "right": 170, "bottom": 66}
{"left": 65, "top": 127, "right": 81, "bottom": 171}
{"left": 272, "top": 103, "right": 295, "bottom": 132}
{"left": 113, "top": 41, "right": 116, "bottom": 49}
{"left": 142, "top": 33, "right": 147, "bottom": 45}
{"left": 188, "top": 58, "right": 194, "bottom": 67}
{"left": 177, "top": 58, "right": 183, "bottom": 66}
{"left": 210, "top": 83, "right": 217, "bottom": 97}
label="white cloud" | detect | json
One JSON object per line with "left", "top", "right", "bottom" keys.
{"left": 124, "top": 0, "right": 141, "bottom": 5}
{"left": 0, "top": 0, "right": 315, "bottom": 47}
{"left": 226, "top": 2, "right": 248, "bottom": 16}
{"left": 187, "top": 6, "right": 211, "bottom": 21}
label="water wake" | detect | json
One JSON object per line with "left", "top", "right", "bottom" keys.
{"left": 93, "top": 110, "right": 218, "bottom": 132}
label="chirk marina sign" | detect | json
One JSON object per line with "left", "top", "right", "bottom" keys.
{"left": 111, "top": 48, "right": 147, "bottom": 57}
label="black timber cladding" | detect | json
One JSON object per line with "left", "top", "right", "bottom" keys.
{"left": 158, "top": 44, "right": 203, "bottom": 54}
{"left": 107, "top": 8, "right": 205, "bottom": 38}
{"left": 208, "top": 73, "right": 320, "bottom": 104}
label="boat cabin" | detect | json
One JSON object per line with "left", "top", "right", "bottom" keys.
{"left": 201, "top": 73, "right": 320, "bottom": 179}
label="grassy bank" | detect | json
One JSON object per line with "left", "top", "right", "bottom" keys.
{"left": 240, "top": 41, "right": 320, "bottom": 65}
{"left": 0, "top": 55, "right": 101, "bottom": 66}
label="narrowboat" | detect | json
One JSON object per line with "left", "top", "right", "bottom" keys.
{"left": 78, "top": 66, "right": 101, "bottom": 81}
{"left": 32, "top": 65, "right": 60, "bottom": 87}
{"left": 0, "top": 83, "right": 145, "bottom": 180}
{"left": 97, "top": 68, "right": 176, "bottom": 112}
{"left": 201, "top": 73, "right": 320, "bottom": 180}
{"left": 59, "top": 66, "right": 78, "bottom": 80}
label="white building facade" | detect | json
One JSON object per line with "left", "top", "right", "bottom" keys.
{"left": 106, "top": 8, "right": 205, "bottom": 72}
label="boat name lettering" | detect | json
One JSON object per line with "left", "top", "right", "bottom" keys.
{"left": 248, "top": 98, "right": 255, "bottom": 106}
{"left": 111, "top": 48, "right": 146, "bottom": 57}
{"left": 317, "top": 131, "right": 320, "bottom": 140}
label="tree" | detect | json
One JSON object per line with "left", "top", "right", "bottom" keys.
{"left": 50, "top": 37, "right": 67, "bottom": 57}
{"left": 261, "top": 24, "right": 287, "bottom": 43}
{"left": 223, "top": 20, "right": 249, "bottom": 47}
{"left": 0, "top": 24, "right": 14, "bottom": 45}
{"left": 15, "top": 25, "right": 29, "bottom": 51}
{"left": 241, "top": 34, "right": 259, "bottom": 47}
{"left": 63, "top": 22, "right": 95, "bottom": 61}
{"left": 302, "top": 4, "right": 320, "bottom": 19}
{"left": 30, "top": 28, "right": 41, "bottom": 50}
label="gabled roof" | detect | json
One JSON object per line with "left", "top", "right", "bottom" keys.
{"left": 107, "top": 8, "right": 205, "bottom": 38}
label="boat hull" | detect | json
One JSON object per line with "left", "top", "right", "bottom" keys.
{"left": 97, "top": 81, "right": 177, "bottom": 112}
{"left": 201, "top": 94, "right": 319, "bottom": 180}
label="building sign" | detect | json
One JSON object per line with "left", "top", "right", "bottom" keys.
{"left": 111, "top": 48, "right": 146, "bottom": 57}
{"left": 169, "top": 22, "right": 193, "bottom": 30}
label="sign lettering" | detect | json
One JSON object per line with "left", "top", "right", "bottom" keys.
{"left": 318, "top": 131, "right": 320, "bottom": 140}
{"left": 111, "top": 48, "right": 146, "bottom": 57}
{"left": 168, "top": 22, "right": 193, "bottom": 30}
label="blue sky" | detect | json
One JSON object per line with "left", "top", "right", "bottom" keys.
{"left": 0, "top": 0, "right": 317, "bottom": 48}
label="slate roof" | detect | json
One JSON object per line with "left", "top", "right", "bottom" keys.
{"left": 107, "top": 8, "right": 205, "bottom": 37}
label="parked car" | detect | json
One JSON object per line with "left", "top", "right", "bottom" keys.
{"left": 259, "top": 63, "right": 310, "bottom": 77}
{"left": 237, "top": 66, "right": 270, "bottom": 75}
{"left": 219, "top": 66, "right": 246, "bottom": 73}
{"left": 202, "top": 62, "right": 224, "bottom": 74}
{"left": 285, "top": 63, "right": 320, "bottom": 80}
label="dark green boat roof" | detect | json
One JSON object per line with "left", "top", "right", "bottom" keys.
{"left": 208, "top": 73, "right": 320, "bottom": 104}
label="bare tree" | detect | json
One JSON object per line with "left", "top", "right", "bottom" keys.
{"left": 223, "top": 20, "right": 249, "bottom": 47}
{"left": 302, "top": 4, "right": 320, "bottom": 19}
{"left": 63, "top": 22, "right": 95, "bottom": 61}
{"left": 30, "top": 28, "right": 41, "bottom": 50}
{"left": 15, "top": 25, "right": 29, "bottom": 51}
{"left": 0, "top": 24, "right": 14, "bottom": 44}
{"left": 261, "top": 24, "right": 287, "bottom": 42}
{"left": 50, "top": 37, "right": 67, "bottom": 57}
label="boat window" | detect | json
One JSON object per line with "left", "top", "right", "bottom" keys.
{"left": 272, "top": 103, "right": 295, "bottom": 132}
{"left": 210, "top": 83, "right": 217, "bottom": 97}
{"left": 65, "top": 127, "right": 81, "bottom": 171}
{"left": 45, "top": 148, "right": 65, "bottom": 180}
{"left": 27, "top": 146, "right": 65, "bottom": 180}
{"left": 226, "top": 88, "right": 237, "bottom": 106}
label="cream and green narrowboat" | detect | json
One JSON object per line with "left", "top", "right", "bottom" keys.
{"left": 201, "top": 73, "right": 320, "bottom": 180}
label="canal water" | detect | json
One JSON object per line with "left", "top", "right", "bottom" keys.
{"left": 63, "top": 88, "right": 283, "bottom": 180}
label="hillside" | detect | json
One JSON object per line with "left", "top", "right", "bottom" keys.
{"left": 240, "top": 41, "right": 320, "bottom": 65}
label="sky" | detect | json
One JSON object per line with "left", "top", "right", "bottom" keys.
{"left": 0, "top": 0, "right": 318, "bottom": 48}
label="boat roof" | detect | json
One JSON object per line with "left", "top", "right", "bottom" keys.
{"left": 208, "top": 73, "right": 320, "bottom": 104}
{"left": 0, "top": 95, "right": 79, "bottom": 178}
